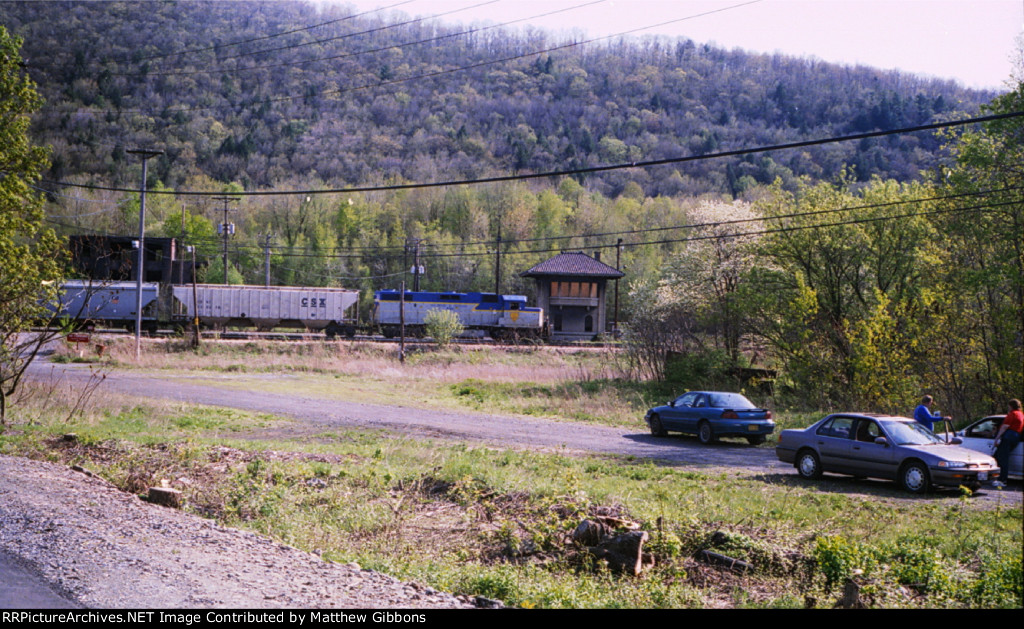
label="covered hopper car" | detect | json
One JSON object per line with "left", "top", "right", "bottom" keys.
{"left": 53, "top": 280, "right": 181, "bottom": 332}
{"left": 54, "top": 282, "right": 359, "bottom": 337}
{"left": 176, "top": 284, "right": 359, "bottom": 337}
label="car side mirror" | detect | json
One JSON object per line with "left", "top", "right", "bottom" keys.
{"left": 949, "top": 437, "right": 963, "bottom": 445}
{"left": 874, "top": 437, "right": 888, "bottom": 446}
{"left": 668, "top": 400, "right": 675, "bottom": 407}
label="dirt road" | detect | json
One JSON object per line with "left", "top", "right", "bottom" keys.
{"left": 23, "top": 360, "right": 1022, "bottom": 507}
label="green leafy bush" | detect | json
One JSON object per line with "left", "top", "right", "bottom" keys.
{"left": 424, "top": 309, "right": 464, "bottom": 348}
{"left": 813, "top": 535, "right": 880, "bottom": 590}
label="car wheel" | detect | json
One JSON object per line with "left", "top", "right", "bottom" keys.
{"left": 649, "top": 414, "right": 667, "bottom": 437}
{"left": 899, "top": 460, "right": 930, "bottom": 494}
{"left": 796, "top": 450, "right": 822, "bottom": 480}
{"left": 746, "top": 435, "right": 766, "bottom": 445}
{"left": 698, "top": 421, "right": 715, "bottom": 445}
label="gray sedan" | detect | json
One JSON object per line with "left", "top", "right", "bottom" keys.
{"left": 776, "top": 413, "right": 999, "bottom": 493}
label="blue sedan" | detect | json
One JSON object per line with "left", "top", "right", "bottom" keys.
{"left": 645, "top": 391, "right": 775, "bottom": 445}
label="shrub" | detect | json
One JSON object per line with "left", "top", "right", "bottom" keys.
{"left": 813, "top": 535, "right": 879, "bottom": 590}
{"left": 424, "top": 309, "right": 464, "bottom": 348}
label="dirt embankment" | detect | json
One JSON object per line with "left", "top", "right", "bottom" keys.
{"left": 0, "top": 454, "right": 478, "bottom": 608}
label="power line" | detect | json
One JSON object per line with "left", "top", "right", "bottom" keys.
{"left": 46, "top": 0, "right": 763, "bottom": 118}
{"left": 386, "top": 184, "right": 1024, "bottom": 251}
{"left": 217, "top": 0, "right": 769, "bottom": 113}
{"left": 127, "top": 0, "right": 606, "bottom": 79}
{"left": 179, "top": 0, "right": 501, "bottom": 67}
{"left": 116, "top": 0, "right": 419, "bottom": 65}
{"left": 406, "top": 198, "right": 1024, "bottom": 259}
{"left": 133, "top": 184, "right": 1024, "bottom": 258}
{"left": 48, "top": 194, "right": 1021, "bottom": 263}
{"left": 37, "top": 111, "right": 1024, "bottom": 198}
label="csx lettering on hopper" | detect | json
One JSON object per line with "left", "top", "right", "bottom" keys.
{"left": 53, "top": 282, "right": 359, "bottom": 338}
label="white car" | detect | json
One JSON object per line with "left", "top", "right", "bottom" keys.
{"left": 952, "top": 416, "right": 1023, "bottom": 479}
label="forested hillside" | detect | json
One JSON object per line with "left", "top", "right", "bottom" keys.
{"left": 2, "top": 1, "right": 1019, "bottom": 416}
{"left": 1, "top": 0, "right": 992, "bottom": 196}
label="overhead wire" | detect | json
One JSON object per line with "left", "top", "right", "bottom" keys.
{"left": 42, "top": 0, "right": 764, "bottom": 118}
{"left": 181, "top": 0, "right": 502, "bottom": 67}
{"left": 128, "top": 0, "right": 606, "bottom": 79}
{"left": 47, "top": 190, "right": 1022, "bottom": 261}
{"left": 127, "top": 183, "right": 1024, "bottom": 257}
{"left": 20, "top": 0, "right": 753, "bottom": 158}
{"left": 241, "top": 197, "right": 1021, "bottom": 261}
{"left": 37, "top": 110, "right": 1024, "bottom": 198}
{"left": 106, "top": 0, "right": 418, "bottom": 64}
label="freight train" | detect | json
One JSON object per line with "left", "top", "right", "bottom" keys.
{"left": 54, "top": 281, "right": 360, "bottom": 338}
{"left": 373, "top": 290, "right": 545, "bottom": 339}
{"left": 53, "top": 282, "right": 545, "bottom": 340}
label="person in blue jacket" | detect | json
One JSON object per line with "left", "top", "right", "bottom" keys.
{"left": 913, "top": 395, "right": 948, "bottom": 431}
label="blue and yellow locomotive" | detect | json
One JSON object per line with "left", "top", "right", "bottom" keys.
{"left": 373, "top": 290, "right": 544, "bottom": 340}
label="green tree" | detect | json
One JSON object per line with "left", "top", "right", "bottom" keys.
{"left": 928, "top": 84, "right": 1024, "bottom": 414}
{"left": 0, "top": 26, "right": 63, "bottom": 424}
{"left": 750, "top": 177, "right": 941, "bottom": 408}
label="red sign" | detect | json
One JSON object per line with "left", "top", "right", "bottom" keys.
{"left": 67, "top": 333, "right": 90, "bottom": 343}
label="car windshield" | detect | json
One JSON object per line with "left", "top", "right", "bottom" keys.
{"left": 707, "top": 393, "right": 756, "bottom": 409}
{"left": 880, "top": 420, "right": 946, "bottom": 446}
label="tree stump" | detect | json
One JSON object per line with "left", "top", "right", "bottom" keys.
{"left": 834, "top": 578, "right": 867, "bottom": 609}
{"left": 147, "top": 487, "right": 182, "bottom": 509}
{"left": 572, "top": 519, "right": 613, "bottom": 546}
{"left": 573, "top": 519, "right": 649, "bottom": 576}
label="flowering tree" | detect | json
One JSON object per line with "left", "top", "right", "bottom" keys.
{"left": 661, "top": 200, "right": 763, "bottom": 364}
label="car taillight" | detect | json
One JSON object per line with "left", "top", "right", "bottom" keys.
{"left": 722, "top": 411, "right": 739, "bottom": 419}
{"left": 766, "top": 410, "right": 773, "bottom": 420}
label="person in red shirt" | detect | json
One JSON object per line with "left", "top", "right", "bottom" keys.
{"left": 992, "top": 398, "right": 1023, "bottom": 488}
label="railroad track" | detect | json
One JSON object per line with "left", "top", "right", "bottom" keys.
{"left": 42, "top": 327, "right": 620, "bottom": 349}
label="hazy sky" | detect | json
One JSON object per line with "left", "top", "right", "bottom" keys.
{"left": 324, "top": 0, "right": 1022, "bottom": 90}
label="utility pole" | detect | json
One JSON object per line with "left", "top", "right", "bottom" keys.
{"left": 494, "top": 223, "right": 501, "bottom": 295}
{"left": 126, "top": 148, "right": 162, "bottom": 360}
{"left": 212, "top": 196, "right": 239, "bottom": 285}
{"left": 614, "top": 238, "right": 623, "bottom": 336}
{"left": 261, "top": 233, "right": 274, "bottom": 286}
{"left": 399, "top": 280, "right": 406, "bottom": 364}
{"left": 405, "top": 237, "right": 424, "bottom": 291}
{"left": 189, "top": 245, "right": 200, "bottom": 349}
{"left": 178, "top": 203, "right": 188, "bottom": 284}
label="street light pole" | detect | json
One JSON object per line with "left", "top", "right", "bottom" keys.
{"left": 126, "top": 148, "right": 162, "bottom": 360}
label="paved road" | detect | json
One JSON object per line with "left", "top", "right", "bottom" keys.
{"left": 0, "top": 550, "right": 77, "bottom": 609}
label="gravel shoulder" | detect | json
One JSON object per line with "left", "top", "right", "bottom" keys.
{"left": 0, "top": 454, "right": 474, "bottom": 609}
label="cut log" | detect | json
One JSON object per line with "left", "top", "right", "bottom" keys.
{"left": 698, "top": 549, "right": 752, "bottom": 573}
